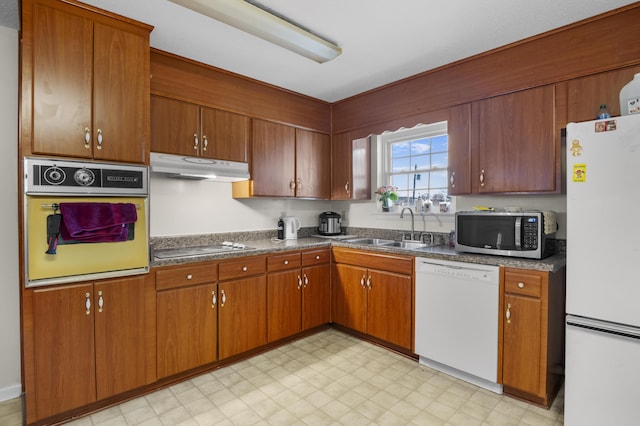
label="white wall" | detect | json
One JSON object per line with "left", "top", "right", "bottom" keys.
{"left": 149, "top": 175, "right": 332, "bottom": 236}
{"left": 0, "top": 26, "right": 22, "bottom": 402}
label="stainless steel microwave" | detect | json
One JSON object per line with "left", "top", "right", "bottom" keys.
{"left": 455, "top": 211, "right": 555, "bottom": 259}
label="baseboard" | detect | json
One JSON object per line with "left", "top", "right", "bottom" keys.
{"left": 0, "top": 384, "right": 21, "bottom": 402}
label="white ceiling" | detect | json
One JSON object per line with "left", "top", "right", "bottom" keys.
{"left": 2, "top": 1, "right": 638, "bottom": 102}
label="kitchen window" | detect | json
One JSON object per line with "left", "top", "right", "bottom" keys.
{"left": 379, "top": 121, "right": 452, "bottom": 212}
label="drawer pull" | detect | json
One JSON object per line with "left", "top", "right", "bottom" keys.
{"left": 360, "top": 275, "right": 366, "bottom": 288}
{"left": 518, "top": 282, "right": 525, "bottom": 289}
{"left": 303, "top": 274, "right": 309, "bottom": 287}
{"left": 85, "top": 292, "right": 91, "bottom": 315}
{"left": 193, "top": 133, "right": 199, "bottom": 150}
{"left": 297, "top": 275, "right": 302, "bottom": 289}
{"left": 284, "top": 260, "right": 289, "bottom": 265}
{"left": 84, "top": 127, "right": 91, "bottom": 148}
{"left": 211, "top": 290, "right": 216, "bottom": 308}
{"left": 366, "top": 275, "right": 372, "bottom": 289}
{"left": 186, "top": 274, "right": 193, "bottom": 280}
{"left": 506, "top": 303, "right": 511, "bottom": 324}
{"left": 221, "top": 290, "right": 226, "bottom": 307}
{"left": 242, "top": 266, "right": 248, "bottom": 272}
{"left": 202, "top": 135, "right": 208, "bottom": 151}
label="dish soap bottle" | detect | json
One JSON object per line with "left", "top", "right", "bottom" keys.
{"left": 619, "top": 73, "right": 640, "bottom": 116}
{"left": 277, "top": 218, "right": 284, "bottom": 240}
{"left": 597, "top": 104, "right": 610, "bottom": 119}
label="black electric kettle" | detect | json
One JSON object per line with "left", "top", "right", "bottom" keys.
{"left": 318, "top": 211, "right": 342, "bottom": 236}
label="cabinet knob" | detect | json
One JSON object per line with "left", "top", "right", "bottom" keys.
{"left": 85, "top": 292, "right": 91, "bottom": 315}
{"left": 220, "top": 290, "right": 226, "bottom": 307}
{"left": 97, "top": 290, "right": 104, "bottom": 313}
{"left": 186, "top": 274, "right": 193, "bottom": 280}
{"left": 345, "top": 181, "right": 350, "bottom": 195}
{"left": 506, "top": 303, "right": 512, "bottom": 324}
{"left": 315, "top": 255, "right": 320, "bottom": 260}
{"left": 242, "top": 266, "right": 248, "bottom": 272}
{"left": 518, "top": 282, "right": 525, "bottom": 288}
{"left": 84, "top": 127, "right": 91, "bottom": 149}
{"left": 193, "top": 133, "right": 199, "bottom": 150}
{"left": 284, "top": 260, "right": 289, "bottom": 265}
{"left": 96, "top": 129, "right": 103, "bottom": 150}
{"left": 289, "top": 180, "right": 296, "bottom": 191}
{"left": 202, "top": 135, "right": 208, "bottom": 151}
{"left": 450, "top": 172, "right": 456, "bottom": 188}
{"left": 303, "top": 274, "right": 309, "bottom": 287}
{"left": 211, "top": 290, "right": 216, "bottom": 308}
{"left": 297, "top": 275, "right": 302, "bottom": 289}
{"left": 296, "top": 178, "right": 302, "bottom": 191}
{"left": 480, "top": 169, "right": 485, "bottom": 186}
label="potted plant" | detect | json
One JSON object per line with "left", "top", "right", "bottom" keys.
{"left": 375, "top": 185, "right": 398, "bottom": 212}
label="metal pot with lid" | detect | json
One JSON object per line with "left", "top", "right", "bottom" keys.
{"left": 318, "top": 211, "right": 342, "bottom": 236}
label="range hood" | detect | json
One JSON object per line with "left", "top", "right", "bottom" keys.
{"left": 150, "top": 152, "right": 250, "bottom": 182}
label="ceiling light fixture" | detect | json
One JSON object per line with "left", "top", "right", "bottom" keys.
{"left": 168, "top": 0, "right": 342, "bottom": 63}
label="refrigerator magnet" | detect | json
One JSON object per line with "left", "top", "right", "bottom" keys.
{"left": 572, "top": 164, "right": 586, "bottom": 182}
{"left": 570, "top": 139, "right": 583, "bottom": 156}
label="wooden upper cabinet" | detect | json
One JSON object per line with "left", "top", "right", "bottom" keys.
{"left": 251, "top": 119, "right": 296, "bottom": 197}
{"left": 331, "top": 132, "right": 371, "bottom": 200}
{"left": 242, "top": 119, "right": 330, "bottom": 198}
{"left": 203, "top": 108, "right": 249, "bottom": 163}
{"left": 295, "top": 129, "right": 331, "bottom": 199}
{"left": 150, "top": 96, "right": 200, "bottom": 156}
{"left": 472, "top": 85, "right": 558, "bottom": 194}
{"left": 23, "top": 0, "right": 151, "bottom": 163}
{"left": 150, "top": 96, "right": 249, "bottom": 162}
{"left": 563, "top": 65, "right": 640, "bottom": 123}
{"left": 447, "top": 104, "right": 472, "bottom": 195}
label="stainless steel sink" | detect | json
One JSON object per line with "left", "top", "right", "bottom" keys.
{"left": 344, "top": 238, "right": 395, "bottom": 245}
{"left": 381, "top": 240, "right": 429, "bottom": 249}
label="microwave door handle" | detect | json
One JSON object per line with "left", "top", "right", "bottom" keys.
{"left": 515, "top": 217, "right": 522, "bottom": 249}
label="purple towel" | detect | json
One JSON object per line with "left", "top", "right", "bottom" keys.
{"left": 60, "top": 203, "right": 137, "bottom": 243}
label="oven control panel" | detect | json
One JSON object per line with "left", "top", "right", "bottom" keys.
{"left": 24, "top": 157, "right": 148, "bottom": 196}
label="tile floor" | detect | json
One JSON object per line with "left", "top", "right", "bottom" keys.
{"left": 0, "top": 329, "right": 563, "bottom": 425}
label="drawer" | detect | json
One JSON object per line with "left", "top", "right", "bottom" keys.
{"left": 156, "top": 263, "right": 217, "bottom": 291}
{"left": 302, "top": 248, "right": 330, "bottom": 266}
{"left": 504, "top": 270, "right": 543, "bottom": 297}
{"left": 219, "top": 255, "right": 266, "bottom": 281}
{"left": 268, "top": 252, "right": 301, "bottom": 272}
{"left": 332, "top": 247, "right": 413, "bottom": 275}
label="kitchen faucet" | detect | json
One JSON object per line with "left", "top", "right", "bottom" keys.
{"left": 400, "top": 207, "right": 416, "bottom": 241}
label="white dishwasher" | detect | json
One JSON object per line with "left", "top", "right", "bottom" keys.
{"left": 415, "top": 257, "right": 502, "bottom": 394}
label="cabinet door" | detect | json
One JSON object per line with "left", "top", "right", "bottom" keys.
{"left": 473, "top": 85, "right": 556, "bottom": 193}
{"left": 251, "top": 119, "right": 296, "bottom": 196}
{"left": 503, "top": 293, "right": 542, "bottom": 395}
{"left": 201, "top": 107, "right": 249, "bottom": 162}
{"left": 351, "top": 137, "right": 371, "bottom": 200}
{"left": 92, "top": 22, "right": 147, "bottom": 163}
{"left": 31, "top": 1, "right": 93, "bottom": 158}
{"left": 150, "top": 96, "right": 200, "bottom": 156}
{"left": 565, "top": 66, "right": 640, "bottom": 122}
{"left": 94, "top": 277, "right": 148, "bottom": 399}
{"left": 32, "top": 284, "right": 96, "bottom": 419}
{"left": 157, "top": 283, "right": 218, "bottom": 378}
{"left": 331, "top": 132, "right": 352, "bottom": 200}
{"left": 295, "top": 129, "right": 331, "bottom": 199}
{"left": 332, "top": 263, "right": 367, "bottom": 333}
{"left": 302, "top": 263, "right": 331, "bottom": 330}
{"left": 448, "top": 104, "right": 472, "bottom": 195}
{"left": 367, "top": 269, "right": 412, "bottom": 349}
{"left": 218, "top": 275, "right": 267, "bottom": 359}
{"left": 267, "top": 270, "right": 302, "bottom": 342}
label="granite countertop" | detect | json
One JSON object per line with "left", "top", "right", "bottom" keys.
{"left": 151, "top": 236, "right": 566, "bottom": 273}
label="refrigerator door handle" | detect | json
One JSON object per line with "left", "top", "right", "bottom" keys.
{"left": 566, "top": 314, "right": 640, "bottom": 340}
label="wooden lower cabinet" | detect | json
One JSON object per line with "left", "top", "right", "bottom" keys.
{"left": 218, "top": 256, "right": 267, "bottom": 359}
{"left": 26, "top": 276, "right": 153, "bottom": 423}
{"left": 267, "top": 249, "right": 331, "bottom": 342}
{"left": 155, "top": 262, "right": 218, "bottom": 378}
{"left": 501, "top": 267, "right": 566, "bottom": 407}
{"left": 157, "top": 283, "right": 218, "bottom": 378}
{"left": 332, "top": 248, "right": 413, "bottom": 350}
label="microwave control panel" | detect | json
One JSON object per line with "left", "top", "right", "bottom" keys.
{"left": 523, "top": 217, "right": 538, "bottom": 249}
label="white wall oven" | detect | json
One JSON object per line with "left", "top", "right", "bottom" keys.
{"left": 24, "top": 157, "right": 149, "bottom": 287}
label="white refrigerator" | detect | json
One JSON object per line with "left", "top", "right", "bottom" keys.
{"left": 565, "top": 114, "right": 640, "bottom": 426}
